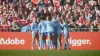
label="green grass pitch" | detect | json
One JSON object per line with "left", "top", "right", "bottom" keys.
{"left": 0, "top": 50, "right": 100, "bottom": 56}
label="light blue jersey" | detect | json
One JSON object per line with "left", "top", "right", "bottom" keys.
{"left": 45, "top": 21, "right": 55, "bottom": 35}
{"left": 31, "top": 22, "right": 38, "bottom": 32}
{"left": 38, "top": 21, "right": 47, "bottom": 36}
{"left": 21, "top": 25, "right": 30, "bottom": 32}
{"left": 63, "top": 23, "right": 69, "bottom": 37}
{"left": 31, "top": 22, "right": 38, "bottom": 37}
{"left": 52, "top": 20, "right": 58, "bottom": 34}
{"left": 56, "top": 22, "right": 63, "bottom": 35}
{"left": 52, "top": 18, "right": 61, "bottom": 35}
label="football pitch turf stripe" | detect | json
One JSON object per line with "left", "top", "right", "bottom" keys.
{"left": 0, "top": 50, "right": 100, "bottom": 56}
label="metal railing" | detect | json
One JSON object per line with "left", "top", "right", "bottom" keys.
{"left": 69, "top": 28, "right": 100, "bottom": 32}
{"left": 0, "top": 28, "right": 100, "bottom": 32}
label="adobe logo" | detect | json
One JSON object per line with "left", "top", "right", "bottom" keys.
{"left": 0, "top": 37, "right": 25, "bottom": 45}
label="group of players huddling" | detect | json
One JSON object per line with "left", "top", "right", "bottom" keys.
{"left": 30, "top": 16, "right": 69, "bottom": 50}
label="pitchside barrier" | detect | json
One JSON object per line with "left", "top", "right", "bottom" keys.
{"left": 0, "top": 32, "right": 100, "bottom": 50}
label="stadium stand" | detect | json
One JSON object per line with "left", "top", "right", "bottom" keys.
{"left": 0, "top": 0, "right": 100, "bottom": 32}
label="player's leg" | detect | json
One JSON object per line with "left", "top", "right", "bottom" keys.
{"left": 32, "top": 37, "right": 35, "bottom": 50}
{"left": 47, "top": 32, "right": 52, "bottom": 50}
{"left": 42, "top": 33, "right": 46, "bottom": 50}
{"left": 51, "top": 33, "right": 56, "bottom": 50}
{"left": 35, "top": 33, "right": 39, "bottom": 49}
{"left": 39, "top": 33, "right": 43, "bottom": 50}
{"left": 32, "top": 32, "right": 35, "bottom": 50}
{"left": 57, "top": 34, "right": 62, "bottom": 50}
{"left": 64, "top": 34, "right": 70, "bottom": 50}
{"left": 54, "top": 34, "right": 57, "bottom": 50}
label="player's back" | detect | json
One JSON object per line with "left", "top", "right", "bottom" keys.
{"left": 52, "top": 18, "right": 61, "bottom": 34}
{"left": 45, "top": 21, "right": 55, "bottom": 33}
{"left": 31, "top": 22, "right": 38, "bottom": 32}
{"left": 38, "top": 21, "right": 47, "bottom": 33}
{"left": 56, "top": 22, "right": 63, "bottom": 34}
{"left": 52, "top": 20, "right": 58, "bottom": 34}
{"left": 63, "top": 23, "right": 69, "bottom": 34}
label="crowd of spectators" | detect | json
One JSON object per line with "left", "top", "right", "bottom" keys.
{"left": 0, "top": 0, "right": 100, "bottom": 32}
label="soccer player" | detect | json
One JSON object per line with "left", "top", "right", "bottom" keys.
{"left": 51, "top": 17, "right": 57, "bottom": 50}
{"left": 31, "top": 17, "right": 39, "bottom": 50}
{"left": 62, "top": 19, "right": 70, "bottom": 50}
{"left": 46, "top": 16, "right": 55, "bottom": 50}
{"left": 52, "top": 14, "right": 63, "bottom": 50}
{"left": 38, "top": 18, "right": 47, "bottom": 50}
{"left": 56, "top": 18, "right": 63, "bottom": 50}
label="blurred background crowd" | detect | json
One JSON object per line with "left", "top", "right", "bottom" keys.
{"left": 0, "top": 0, "right": 100, "bottom": 32}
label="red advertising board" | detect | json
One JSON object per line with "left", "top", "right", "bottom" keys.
{"left": 0, "top": 32, "right": 32, "bottom": 50}
{"left": 68, "top": 32, "right": 100, "bottom": 50}
{"left": 0, "top": 32, "right": 100, "bottom": 50}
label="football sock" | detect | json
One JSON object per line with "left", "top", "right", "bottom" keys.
{"left": 32, "top": 42, "right": 34, "bottom": 47}
{"left": 65, "top": 42, "right": 69, "bottom": 48}
{"left": 52, "top": 41, "right": 56, "bottom": 49}
{"left": 58, "top": 42, "right": 61, "bottom": 49}
{"left": 48, "top": 40, "right": 51, "bottom": 49}
{"left": 39, "top": 40, "right": 43, "bottom": 48}
{"left": 43, "top": 40, "right": 46, "bottom": 49}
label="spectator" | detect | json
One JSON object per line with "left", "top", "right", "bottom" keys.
{"left": 0, "top": 0, "right": 99, "bottom": 32}
{"left": 92, "top": 20, "right": 99, "bottom": 32}
{"left": 11, "top": 19, "right": 20, "bottom": 32}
